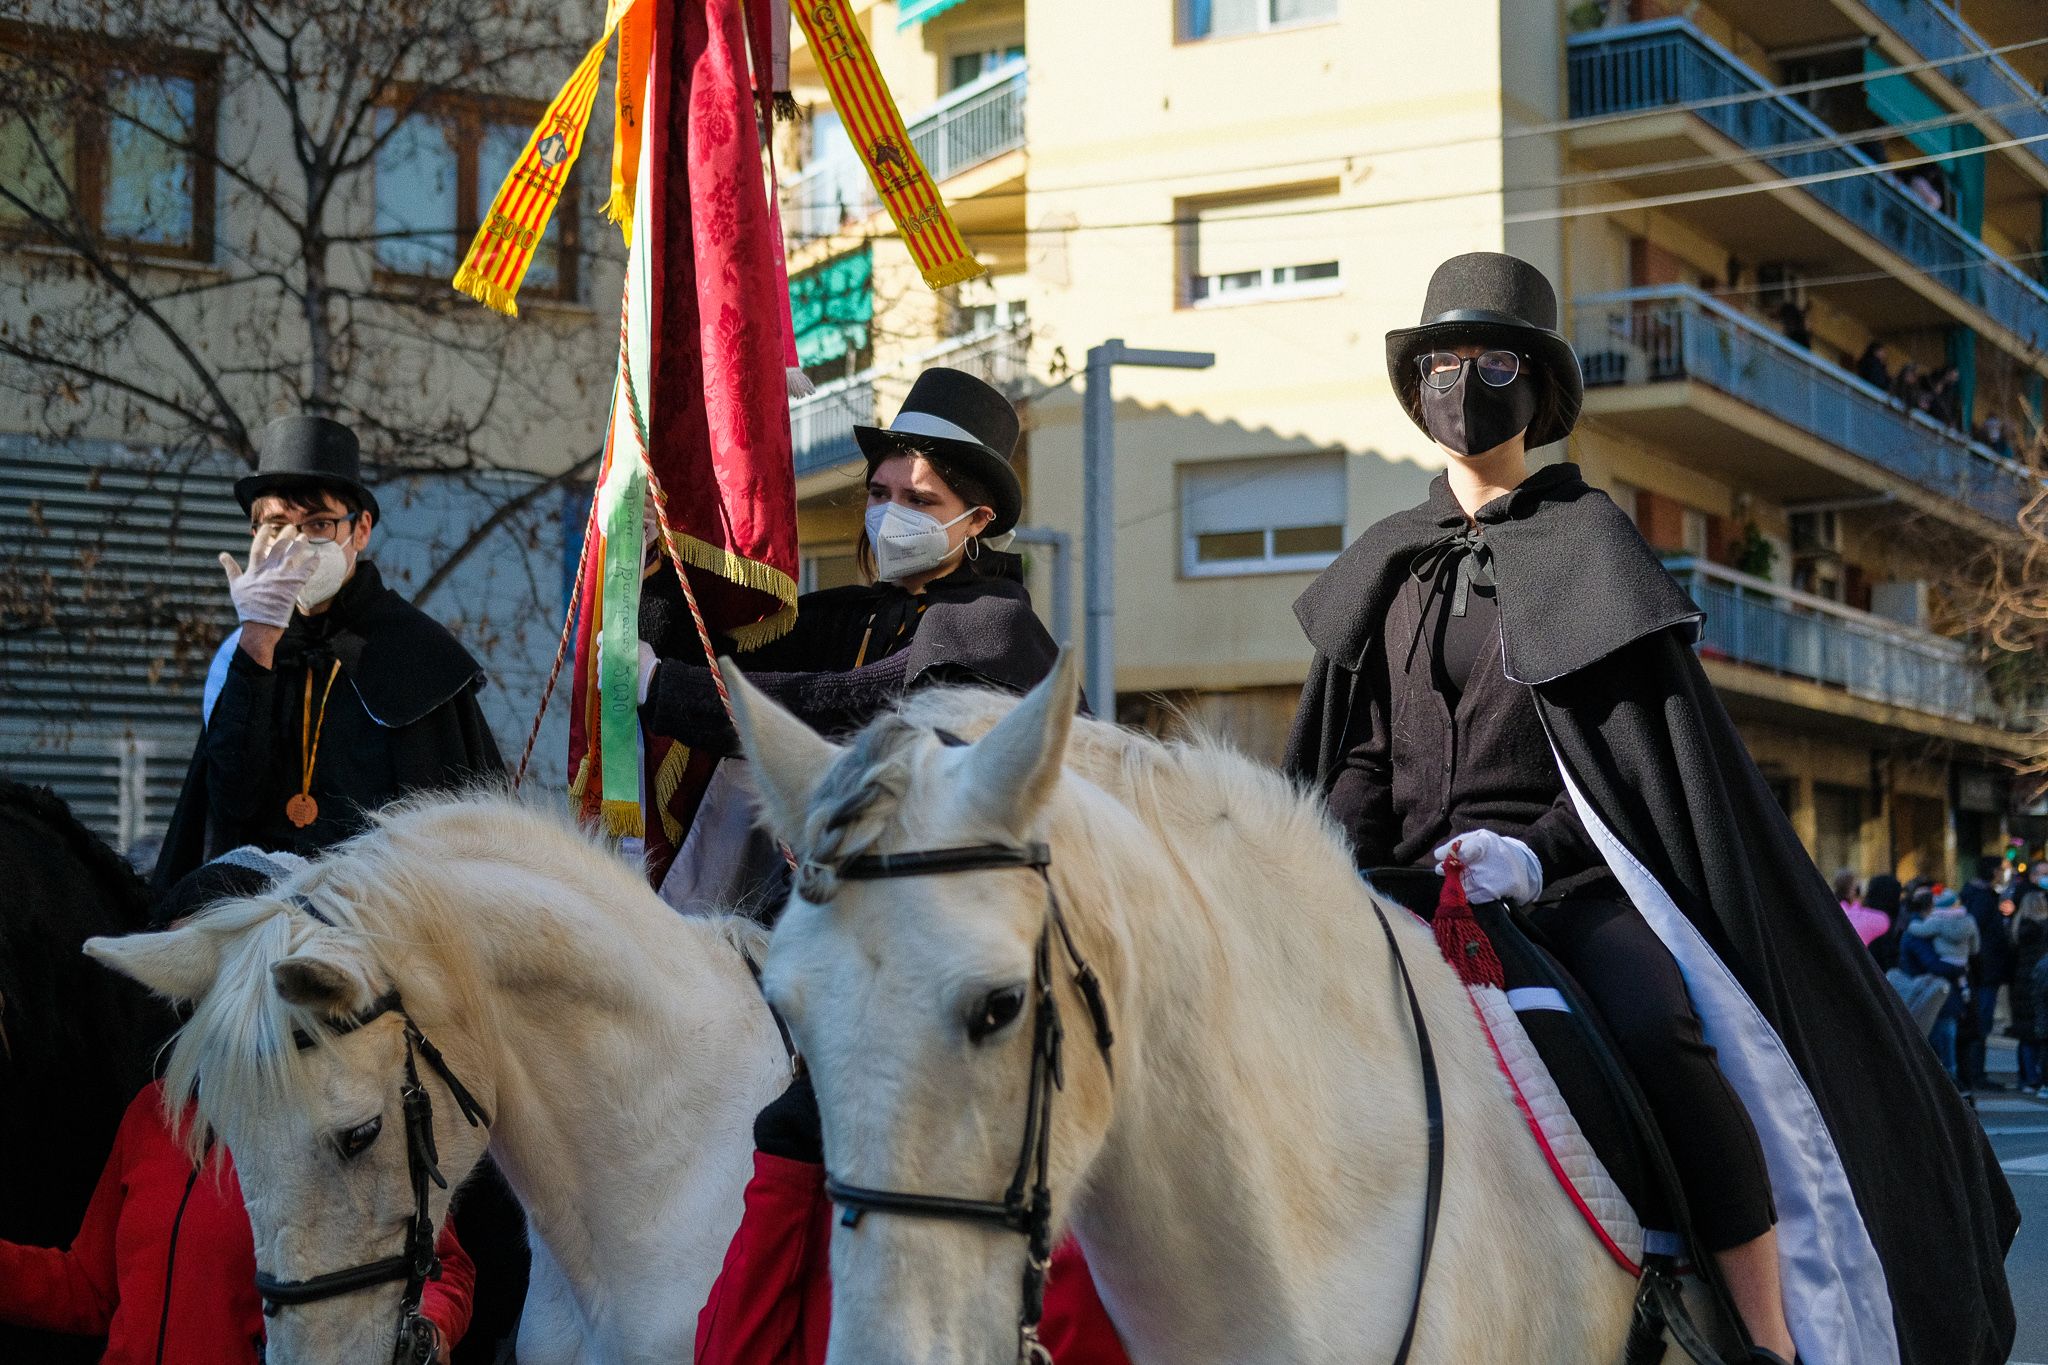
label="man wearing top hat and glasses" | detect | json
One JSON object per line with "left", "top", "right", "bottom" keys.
{"left": 152, "top": 415, "right": 505, "bottom": 891}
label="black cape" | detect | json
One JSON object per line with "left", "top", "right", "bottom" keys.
{"left": 1285, "top": 465, "right": 2017, "bottom": 1365}
{"left": 152, "top": 560, "right": 503, "bottom": 892}
{"left": 644, "top": 553, "right": 1061, "bottom": 755}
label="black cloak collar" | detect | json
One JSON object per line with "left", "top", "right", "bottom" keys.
{"left": 1293, "top": 463, "right": 1702, "bottom": 685}
{"left": 276, "top": 559, "right": 487, "bottom": 728}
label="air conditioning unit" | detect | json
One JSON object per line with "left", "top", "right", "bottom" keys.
{"left": 1789, "top": 509, "right": 1841, "bottom": 554}
{"left": 1871, "top": 580, "right": 1931, "bottom": 629}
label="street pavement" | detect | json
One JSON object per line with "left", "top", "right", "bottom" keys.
{"left": 1983, "top": 1037, "right": 2048, "bottom": 1365}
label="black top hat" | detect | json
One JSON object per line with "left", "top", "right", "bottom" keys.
{"left": 234, "top": 415, "right": 381, "bottom": 522}
{"left": 854, "top": 367, "right": 1023, "bottom": 536}
{"left": 1385, "top": 252, "right": 1584, "bottom": 450}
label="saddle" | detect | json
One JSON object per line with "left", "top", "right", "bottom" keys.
{"left": 1367, "top": 867, "right": 1749, "bottom": 1365}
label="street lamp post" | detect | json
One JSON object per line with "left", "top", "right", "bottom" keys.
{"left": 1082, "top": 339, "right": 1216, "bottom": 715}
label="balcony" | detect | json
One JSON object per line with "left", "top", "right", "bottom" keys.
{"left": 1861, "top": 0, "right": 2048, "bottom": 179}
{"left": 1575, "top": 285, "right": 2034, "bottom": 526}
{"left": 786, "top": 63, "right": 1027, "bottom": 245}
{"left": 790, "top": 321, "right": 1034, "bottom": 477}
{"left": 1567, "top": 20, "right": 2048, "bottom": 359}
{"left": 1668, "top": 556, "right": 2013, "bottom": 728}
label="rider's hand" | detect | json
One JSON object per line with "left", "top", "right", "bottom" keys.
{"left": 1433, "top": 829, "right": 1544, "bottom": 906}
{"left": 637, "top": 640, "right": 659, "bottom": 706}
{"left": 753, "top": 1069, "right": 821, "bottom": 1165}
{"left": 219, "top": 524, "right": 314, "bottom": 629}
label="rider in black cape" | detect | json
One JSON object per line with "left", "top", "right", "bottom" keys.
{"left": 1286, "top": 252, "right": 2016, "bottom": 1365}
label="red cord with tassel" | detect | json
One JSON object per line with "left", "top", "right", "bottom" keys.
{"left": 1434, "top": 849, "right": 1506, "bottom": 990}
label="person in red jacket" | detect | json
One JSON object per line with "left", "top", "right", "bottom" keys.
{"left": 0, "top": 1080, "right": 474, "bottom": 1365}
{"left": 696, "top": 1072, "right": 1127, "bottom": 1365}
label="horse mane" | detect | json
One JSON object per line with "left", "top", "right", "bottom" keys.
{"left": 0, "top": 779, "right": 150, "bottom": 927}
{"left": 162, "top": 787, "right": 767, "bottom": 1160}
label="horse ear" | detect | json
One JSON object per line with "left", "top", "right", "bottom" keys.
{"left": 84, "top": 927, "right": 224, "bottom": 1005}
{"left": 722, "top": 658, "right": 841, "bottom": 844}
{"left": 272, "top": 954, "right": 376, "bottom": 1015}
{"left": 964, "top": 649, "right": 1081, "bottom": 834}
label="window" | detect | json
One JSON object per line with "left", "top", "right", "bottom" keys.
{"left": 1179, "top": 0, "right": 1338, "bottom": 42}
{"left": 374, "top": 93, "right": 581, "bottom": 301}
{"left": 948, "top": 296, "right": 1027, "bottom": 338}
{"left": 1179, "top": 183, "right": 1342, "bottom": 307}
{"left": 801, "top": 548, "right": 862, "bottom": 593}
{"left": 948, "top": 44, "right": 1024, "bottom": 92}
{"left": 0, "top": 29, "right": 217, "bottom": 260}
{"left": 1180, "top": 454, "right": 1345, "bottom": 577}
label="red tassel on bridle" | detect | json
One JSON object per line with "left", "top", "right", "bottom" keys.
{"left": 1434, "top": 851, "right": 1506, "bottom": 990}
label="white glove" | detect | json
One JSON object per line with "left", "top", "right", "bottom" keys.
{"left": 219, "top": 525, "right": 315, "bottom": 629}
{"left": 1433, "top": 830, "right": 1544, "bottom": 906}
{"left": 637, "top": 640, "right": 659, "bottom": 706}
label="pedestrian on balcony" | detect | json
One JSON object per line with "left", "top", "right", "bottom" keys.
{"left": 1287, "top": 250, "right": 2017, "bottom": 1365}
{"left": 637, "top": 366, "right": 1061, "bottom": 919}
{"left": 2009, "top": 891, "right": 2048, "bottom": 1093}
{"left": 1928, "top": 366, "right": 1964, "bottom": 430}
{"left": 1854, "top": 341, "right": 1891, "bottom": 393}
{"left": 1775, "top": 297, "right": 1812, "bottom": 351}
{"left": 1891, "top": 361, "right": 1924, "bottom": 409}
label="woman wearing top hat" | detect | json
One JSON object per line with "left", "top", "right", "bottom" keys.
{"left": 638, "top": 368, "right": 1123, "bottom": 1364}
{"left": 1285, "top": 253, "right": 2014, "bottom": 1365}
{"left": 638, "top": 365, "right": 1060, "bottom": 797}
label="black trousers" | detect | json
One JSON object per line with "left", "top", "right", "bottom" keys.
{"left": 1528, "top": 894, "right": 1778, "bottom": 1253}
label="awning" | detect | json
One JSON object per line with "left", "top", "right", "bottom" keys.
{"left": 898, "top": 0, "right": 972, "bottom": 29}
{"left": 790, "top": 246, "right": 874, "bottom": 368}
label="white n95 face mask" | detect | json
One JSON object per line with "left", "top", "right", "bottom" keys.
{"left": 866, "top": 501, "right": 980, "bottom": 583}
{"left": 295, "top": 539, "right": 352, "bottom": 611}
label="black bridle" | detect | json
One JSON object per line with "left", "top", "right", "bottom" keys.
{"left": 252, "top": 897, "right": 491, "bottom": 1365}
{"left": 815, "top": 840, "right": 1114, "bottom": 1365}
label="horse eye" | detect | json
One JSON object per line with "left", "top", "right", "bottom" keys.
{"left": 966, "top": 985, "right": 1027, "bottom": 1044}
{"left": 336, "top": 1116, "right": 383, "bottom": 1160}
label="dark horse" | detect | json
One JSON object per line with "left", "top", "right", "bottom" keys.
{"left": 0, "top": 779, "right": 177, "bottom": 1364}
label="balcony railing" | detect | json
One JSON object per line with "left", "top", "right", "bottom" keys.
{"left": 1574, "top": 285, "right": 2034, "bottom": 523}
{"left": 1568, "top": 20, "right": 2048, "bottom": 352}
{"left": 1863, "top": 0, "right": 2048, "bottom": 178}
{"left": 1667, "top": 556, "right": 2011, "bottom": 726}
{"left": 786, "top": 63, "right": 1027, "bottom": 244}
{"left": 790, "top": 322, "right": 1034, "bottom": 475}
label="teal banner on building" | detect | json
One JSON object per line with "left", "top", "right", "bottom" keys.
{"left": 898, "top": 0, "right": 973, "bottom": 28}
{"left": 1862, "top": 50, "right": 1985, "bottom": 237}
{"left": 790, "top": 247, "right": 874, "bottom": 369}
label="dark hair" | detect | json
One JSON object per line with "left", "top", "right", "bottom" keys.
{"left": 854, "top": 445, "right": 1001, "bottom": 583}
{"left": 1975, "top": 854, "right": 2002, "bottom": 882}
{"left": 248, "top": 480, "right": 371, "bottom": 524}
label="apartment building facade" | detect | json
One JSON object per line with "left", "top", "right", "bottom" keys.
{"left": 774, "top": 0, "right": 2046, "bottom": 881}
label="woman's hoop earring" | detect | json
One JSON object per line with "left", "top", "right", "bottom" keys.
{"left": 964, "top": 536, "right": 982, "bottom": 562}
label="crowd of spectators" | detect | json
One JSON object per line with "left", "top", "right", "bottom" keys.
{"left": 1841, "top": 854, "right": 2048, "bottom": 1096}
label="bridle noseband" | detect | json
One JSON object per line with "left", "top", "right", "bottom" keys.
{"left": 815, "top": 839, "right": 1114, "bottom": 1365}
{"left": 252, "top": 896, "right": 490, "bottom": 1365}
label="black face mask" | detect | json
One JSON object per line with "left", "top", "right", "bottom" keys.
{"left": 1420, "top": 368, "right": 1538, "bottom": 457}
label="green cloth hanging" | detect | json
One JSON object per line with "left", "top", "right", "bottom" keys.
{"left": 790, "top": 247, "right": 875, "bottom": 369}
{"left": 1862, "top": 49, "right": 1985, "bottom": 236}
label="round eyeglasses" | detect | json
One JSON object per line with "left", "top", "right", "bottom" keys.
{"left": 1418, "top": 350, "right": 1523, "bottom": 390}
{"left": 252, "top": 513, "right": 358, "bottom": 545}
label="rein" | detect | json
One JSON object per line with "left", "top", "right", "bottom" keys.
{"left": 252, "top": 895, "right": 490, "bottom": 1365}
{"left": 1366, "top": 897, "right": 1447, "bottom": 1365}
{"left": 814, "top": 839, "right": 1113, "bottom": 1365}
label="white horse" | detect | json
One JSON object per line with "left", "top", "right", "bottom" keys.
{"left": 728, "top": 652, "right": 1646, "bottom": 1365}
{"left": 87, "top": 794, "right": 790, "bottom": 1365}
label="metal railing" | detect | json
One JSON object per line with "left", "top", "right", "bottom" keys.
{"left": 1567, "top": 20, "right": 2048, "bottom": 352}
{"left": 1666, "top": 556, "right": 2010, "bottom": 725}
{"left": 1574, "top": 285, "right": 2035, "bottom": 523}
{"left": 1863, "top": 0, "right": 2048, "bottom": 178}
{"left": 790, "top": 321, "right": 1034, "bottom": 475}
{"left": 785, "top": 64, "right": 1027, "bottom": 244}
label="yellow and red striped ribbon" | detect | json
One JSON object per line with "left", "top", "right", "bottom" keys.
{"left": 452, "top": 0, "right": 639, "bottom": 315}
{"left": 793, "top": 0, "right": 983, "bottom": 289}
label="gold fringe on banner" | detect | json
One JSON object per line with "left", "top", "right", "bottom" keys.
{"left": 657, "top": 525, "right": 800, "bottom": 649}
{"left": 792, "top": 0, "right": 984, "bottom": 291}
